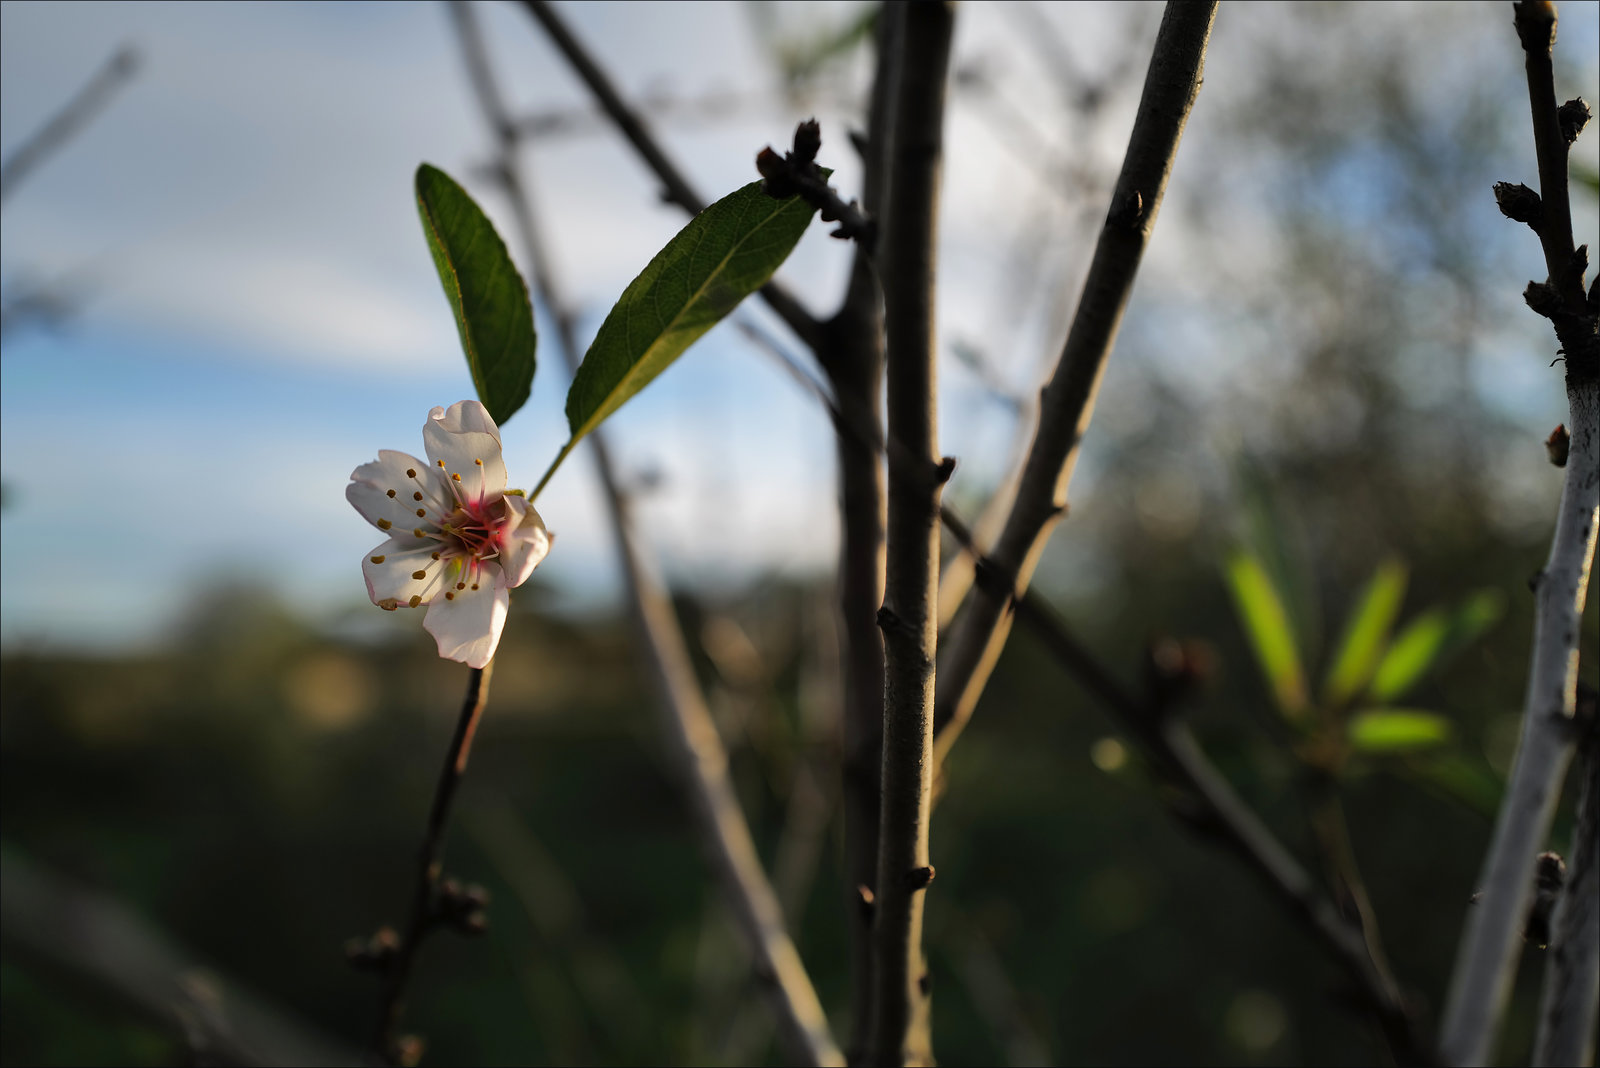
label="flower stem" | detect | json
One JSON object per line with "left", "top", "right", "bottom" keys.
{"left": 528, "top": 441, "right": 574, "bottom": 503}
{"left": 370, "top": 662, "right": 493, "bottom": 1065}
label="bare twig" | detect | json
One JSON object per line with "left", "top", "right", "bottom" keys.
{"left": 451, "top": 7, "right": 842, "bottom": 1062}
{"left": 519, "top": 0, "right": 824, "bottom": 352}
{"left": 1440, "top": 5, "right": 1600, "bottom": 1063}
{"left": 870, "top": 5, "right": 956, "bottom": 1064}
{"left": 741, "top": 308, "right": 1431, "bottom": 1066}
{"left": 931, "top": 0, "right": 1218, "bottom": 767}
{"left": 1532, "top": 699, "right": 1599, "bottom": 1067}
{"left": 369, "top": 663, "right": 492, "bottom": 1064}
{"left": 0, "top": 46, "right": 138, "bottom": 206}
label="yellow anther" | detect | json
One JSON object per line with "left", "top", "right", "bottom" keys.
{"left": 415, "top": 508, "right": 426, "bottom": 517}
{"left": 431, "top": 552, "right": 441, "bottom": 560}
{"left": 411, "top": 570, "right": 426, "bottom": 580}
{"left": 413, "top": 491, "right": 423, "bottom": 501}
{"left": 456, "top": 582, "right": 465, "bottom": 590}
{"left": 474, "top": 459, "right": 482, "bottom": 466}
{"left": 377, "top": 518, "right": 392, "bottom": 530}
{"left": 386, "top": 489, "right": 396, "bottom": 498}
{"left": 408, "top": 594, "right": 422, "bottom": 608}
{"left": 406, "top": 468, "right": 417, "bottom": 478}
{"left": 445, "top": 591, "right": 455, "bottom": 600}
{"left": 470, "top": 583, "right": 479, "bottom": 591}
{"left": 379, "top": 598, "right": 398, "bottom": 611}
{"left": 414, "top": 528, "right": 426, "bottom": 537}
{"left": 371, "top": 554, "right": 386, "bottom": 564}
{"left": 437, "top": 459, "right": 445, "bottom": 467}
{"left": 451, "top": 472, "right": 462, "bottom": 482}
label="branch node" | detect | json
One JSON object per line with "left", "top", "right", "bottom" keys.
{"left": 905, "top": 865, "right": 936, "bottom": 892}
{"left": 1558, "top": 97, "right": 1591, "bottom": 145}
{"left": 856, "top": 884, "right": 876, "bottom": 919}
{"left": 917, "top": 972, "right": 933, "bottom": 996}
{"left": 1545, "top": 423, "right": 1571, "bottom": 466}
{"left": 1109, "top": 188, "right": 1145, "bottom": 231}
{"left": 1494, "top": 181, "right": 1544, "bottom": 229}
{"left": 345, "top": 927, "right": 401, "bottom": 973}
{"left": 934, "top": 455, "right": 957, "bottom": 484}
{"left": 756, "top": 120, "right": 878, "bottom": 251}
{"left": 1525, "top": 280, "right": 1563, "bottom": 319}
{"left": 1524, "top": 852, "right": 1568, "bottom": 946}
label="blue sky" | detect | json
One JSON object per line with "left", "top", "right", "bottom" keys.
{"left": 2, "top": 1, "right": 1596, "bottom": 651}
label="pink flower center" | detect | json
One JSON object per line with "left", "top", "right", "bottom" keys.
{"left": 439, "top": 500, "right": 505, "bottom": 564}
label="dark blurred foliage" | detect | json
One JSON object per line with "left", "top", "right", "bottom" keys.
{"left": 4, "top": 2, "right": 1600, "bottom": 1066}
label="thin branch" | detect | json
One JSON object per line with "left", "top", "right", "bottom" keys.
{"left": 1532, "top": 699, "right": 1599, "bottom": 1067}
{"left": 1440, "top": 4, "right": 1599, "bottom": 1063}
{"left": 742, "top": 307, "right": 1432, "bottom": 1067}
{"left": 450, "top": 6, "right": 842, "bottom": 1062}
{"left": 931, "top": 0, "right": 1218, "bottom": 767}
{"left": 870, "top": 5, "right": 955, "bottom": 1065}
{"left": 0, "top": 45, "right": 138, "bottom": 206}
{"left": 519, "top": 0, "right": 824, "bottom": 352}
{"left": 371, "top": 663, "right": 493, "bottom": 1065}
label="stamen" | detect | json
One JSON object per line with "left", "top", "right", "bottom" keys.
{"left": 371, "top": 554, "right": 386, "bottom": 564}
{"left": 456, "top": 582, "right": 466, "bottom": 590}
{"left": 416, "top": 508, "right": 426, "bottom": 517}
{"left": 445, "top": 591, "right": 455, "bottom": 600}
{"left": 437, "top": 460, "right": 445, "bottom": 467}
{"left": 377, "top": 518, "right": 392, "bottom": 530}
{"left": 411, "top": 570, "right": 427, "bottom": 580}
{"left": 407, "top": 468, "right": 417, "bottom": 478}
{"left": 452, "top": 473, "right": 462, "bottom": 482}
{"left": 414, "top": 528, "right": 427, "bottom": 538}
{"left": 413, "top": 491, "right": 423, "bottom": 501}
{"left": 470, "top": 583, "right": 479, "bottom": 591}
{"left": 387, "top": 489, "right": 396, "bottom": 498}
{"left": 431, "top": 552, "right": 441, "bottom": 560}
{"left": 379, "top": 598, "right": 398, "bottom": 611}
{"left": 408, "top": 594, "right": 422, "bottom": 608}
{"left": 474, "top": 459, "right": 483, "bottom": 466}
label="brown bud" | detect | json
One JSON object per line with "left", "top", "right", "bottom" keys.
{"left": 1494, "top": 181, "right": 1542, "bottom": 227}
{"left": 1524, "top": 280, "right": 1562, "bottom": 318}
{"left": 906, "top": 865, "right": 936, "bottom": 891}
{"left": 1545, "top": 424, "right": 1570, "bottom": 466}
{"left": 394, "top": 1034, "right": 426, "bottom": 1068}
{"left": 756, "top": 147, "right": 797, "bottom": 198}
{"left": 792, "top": 119, "right": 822, "bottom": 164}
{"left": 1525, "top": 851, "right": 1566, "bottom": 946}
{"left": 1558, "top": 97, "right": 1591, "bottom": 145}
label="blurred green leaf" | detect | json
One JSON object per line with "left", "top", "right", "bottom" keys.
{"left": 1573, "top": 160, "right": 1599, "bottom": 198}
{"left": 415, "top": 163, "right": 537, "bottom": 426}
{"left": 1407, "top": 752, "right": 1503, "bottom": 820}
{"left": 1347, "top": 709, "right": 1452, "bottom": 752}
{"left": 1224, "top": 551, "right": 1309, "bottom": 720}
{"left": 1324, "top": 557, "right": 1408, "bottom": 707}
{"left": 563, "top": 180, "right": 818, "bottom": 450}
{"left": 1368, "top": 589, "right": 1505, "bottom": 701}
{"left": 1236, "top": 460, "right": 1321, "bottom": 666}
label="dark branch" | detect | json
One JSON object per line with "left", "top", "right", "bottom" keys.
{"left": 369, "top": 664, "right": 493, "bottom": 1065}
{"left": 0, "top": 46, "right": 138, "bottom": 206}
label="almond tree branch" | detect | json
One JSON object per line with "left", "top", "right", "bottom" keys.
{"left": 450, "top": 7, "right": 842, "bottom": 1063}
{"left": 870, "top": 5, "right": 955, "bottom": 1064}
{"left": 741, "top": 318, "right": 1430, "bottom": 1066}
{"left": 1440, "top": 5, "right": 1599, "bottom": 1063}
{"left": 930, "top": 0, "right": 1218, "bottom": 768}
{"left": 0, "top": 45, "right": 138, "bottom": 206}
{"left": 371, "top": 663, "right": 493, "bottom": 1065}
{"left": 1533, "top": 704, "right": 1599, "bottom": 1068}
{"left": 519, "top": 0, "right": 824, "bottom": 353}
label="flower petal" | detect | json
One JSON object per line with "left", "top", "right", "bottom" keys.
{"left": 362, "top": 537, "right": 451, "bottom": 608}
{"left": 423, "top": 401, "right": 507, "bottom": 509}
{"left": 424, "top": 561, "right": 510, "bottom": 668}
{"left": 348, "top": 449, "right": 454, "bottom": 541}
{"left": 497, "top": 495, "right": 552, "bottom": 589}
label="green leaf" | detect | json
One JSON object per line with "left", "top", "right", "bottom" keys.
{"left": 1224, "top": 551, "right": 1309, "bottom": 720}
{"left": 1368, "top": 589, "right": 1505, "bottom": 702}
{"left": 1323, "top": 558, "right": 1408, "bottom": 707}
{"left": 415, "top": 163, "right": 537, "bottom": 426}
{"left": 563, "top": 180, "right": 818, "bottom": 450}
{"left": 1408, "top": 752, "right": 1502, "bottom": 820}
{"left": 1347, "top": 709, "right": 1453, "bottom": 752}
